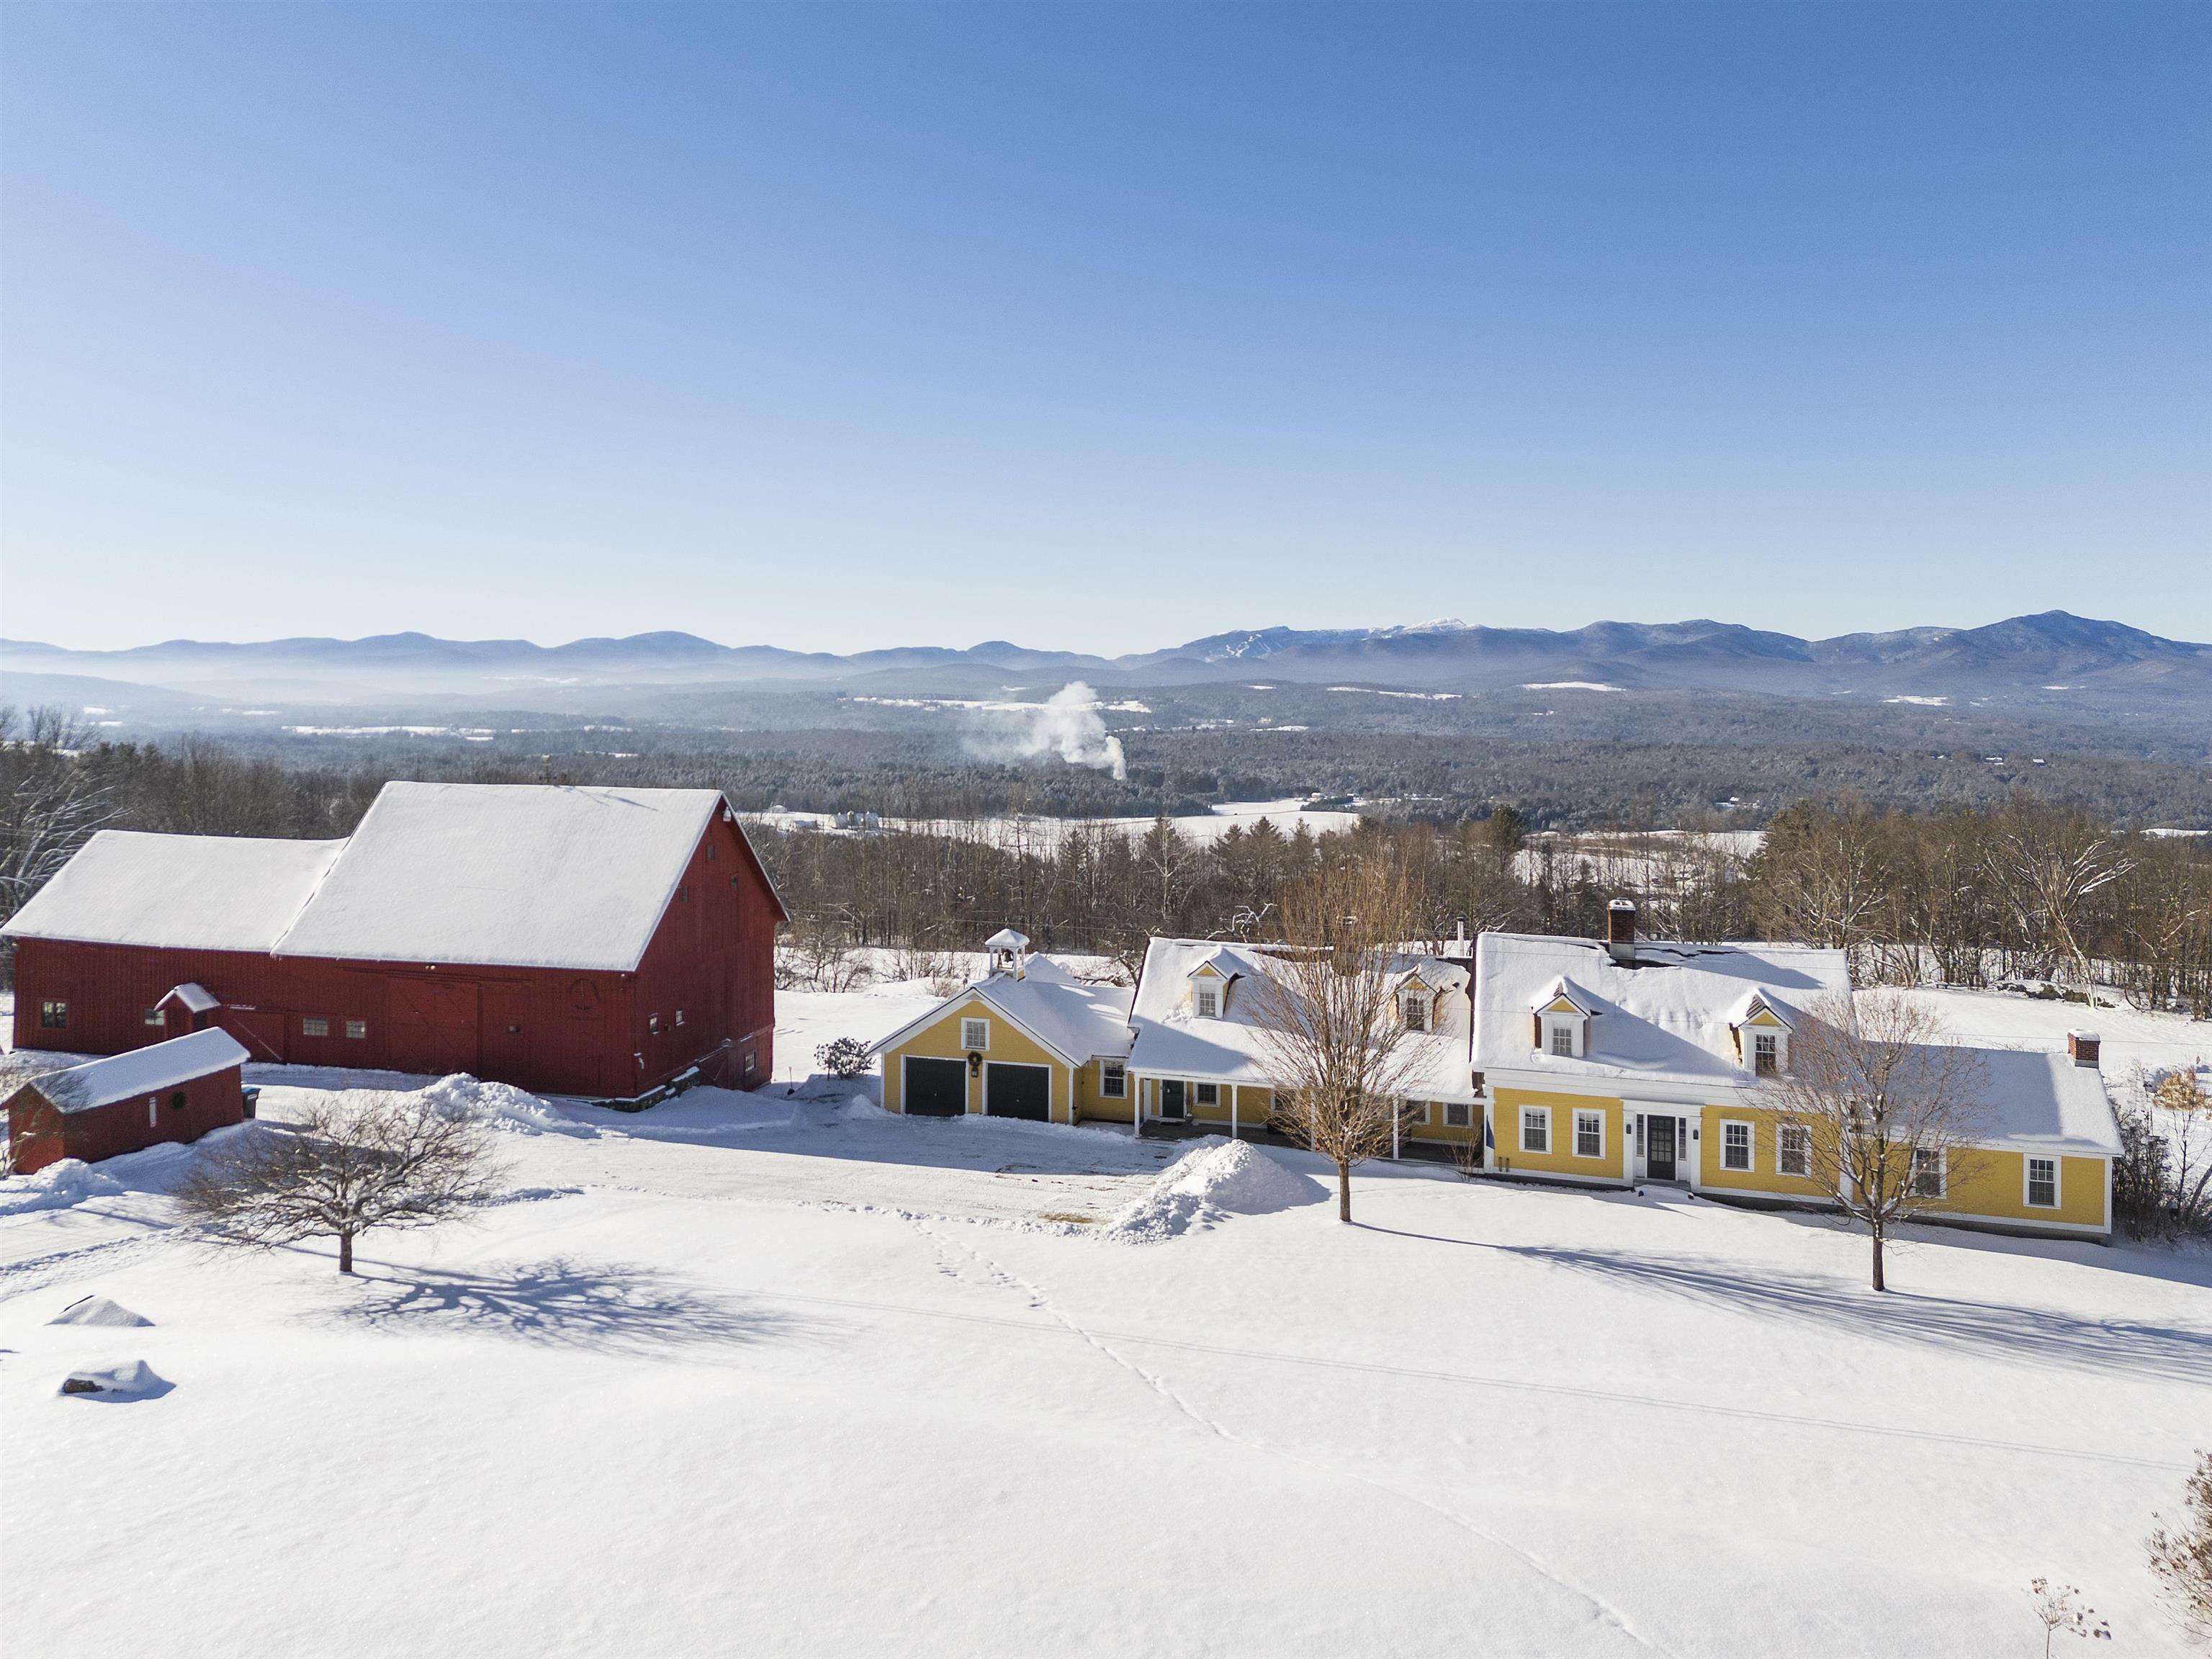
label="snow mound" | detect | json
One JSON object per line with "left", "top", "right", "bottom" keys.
{"left": 50, "top": 1295, "right": 153, "bottom": 1328}
{"left": 1105, "top": 1138, "right": 1316, "bottom": 1242}
{"left": 58, "top": 1359, "right": 173, "bottom": 1401}
{"left": 0, "top": 1159, "right": 129, "bottom": 1217}
{"left": 421, "top": 1074, "right": 596, "bottom": 1138}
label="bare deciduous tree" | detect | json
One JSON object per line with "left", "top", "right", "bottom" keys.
{"left": 0, "top": 706, "right": 117, "bottom": 927}
{"left": 177, "top": 1092, "right": 511, "bottom": 1274}
{"left": 2149, "top": 1451, "right": 2212, "bottom": 1647}
{"left": 1757, "top": 991, "right": 1990, "bottom": 1292}
{"left": 1246, "top": 855, "right": 1425, "bottom": 1224}
{"left": 1984, "top": 813, "right": 2137, "bottom": 986}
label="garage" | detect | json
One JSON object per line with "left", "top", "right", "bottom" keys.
{"left": 903, "top": 1056, "right": 968, "bottom": 1116}
{"left": 984, "top": 1061, "right": 1052, "bottom": 1121}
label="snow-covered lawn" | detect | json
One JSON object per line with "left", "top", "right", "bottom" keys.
{"left": 4, "top": 980, "right": 2210, "bottom": 1656}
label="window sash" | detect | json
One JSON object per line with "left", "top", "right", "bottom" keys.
{"left": 40, "top": 1000, "right": 68, "bottom": 1029}
{"left": 961, "top": 1018, "right": 990, "bottom": 1051}
{"left": 1753, "top": 1033, "right": 1779, "bottom": 1076}
{"left": 1100, "top": 1062, "right": 1126, "bottom": 1099}
{"left": 1722, "top": 1122, "right": 1753, "bottom": 1171}
{"left": 1445, "top": 1102, "right": 1471, "bottom": 1128}
{"left": 1777, "top": 1126, "right": 1810, "bottom": 1177}
{"left": 1195, "top": 1082, "right": 1219, "bottom": 1106}
{"left": 1194, "top": 986, "right": 1219, "bottom": 1018}
{"left": 1911, "top": 1150, "right": 1946, "bottom": 1197}
{"left": 1548, "top": 1022, "right": 1574, "bottom": 1058}
{"left": 1574, "top": 1111, "right": 1604, "bottom": 1159}
{"left": 1521, "top": 1108, "right": 1550, "bottom": 1154}
{"left": 301, "top": 1017, "right": 330, "bottom": 1038}
{"left": 1402, "top": 997, "right": 1426, "bottom": 1032}
{"left": 2026, "top": 1158, "right": 2058, "bottom": 1208}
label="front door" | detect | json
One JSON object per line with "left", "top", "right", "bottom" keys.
{"left": 1159, "top": 1079, "right": 1187, "bottom": 1120}
{"left": 1645, "top": 1113, "right": 1678, "bottom": 1182}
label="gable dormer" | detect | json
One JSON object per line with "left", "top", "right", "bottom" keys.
{"left": 1730, "top": 993, "right": 1793, "bottom": 1076}
{"left": 1397, "top": 967, "right": 1439, "bottom": 1033}
{"left": 1530, "top": 979, "right": 1594, "bottom": 1059}
{"left": 1187, "top": 955, "right": 1238, "bottom": 1018}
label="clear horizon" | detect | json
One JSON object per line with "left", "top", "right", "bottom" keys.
{"left": 4, "top": 1, "right": 2206, "bottom": 654}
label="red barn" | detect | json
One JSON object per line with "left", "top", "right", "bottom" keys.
{"left": 3, "top": 783, "right": 786, "bottom": 1101}
{"left": 4, "top": 1028, "right": 250, "bottom": 1174}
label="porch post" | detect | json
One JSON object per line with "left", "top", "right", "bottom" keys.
{"left": 1231, "top": 1085, "right": 1238, "bottom": 1141}
{"left": 1392, "top": 1102, "right": 1401, "bottom": 1161}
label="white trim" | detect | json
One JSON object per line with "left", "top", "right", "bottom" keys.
{"left": 983, "top": 1058, "right": 1056, "bottom": 1121}
{"left": 1193, "top": 984, "right": 1220, "bottom": 1019}
{"left": 1910, "top": 1147, "right": 1947, "bottom": 1199}
{"left": 960, "top": 1016, "right": 992, "bottom": 1052}
{"left": 1776, "top": 1122, "right": 1811, "bottom": 1179}
{"left": 1572, "top": 1107, "right": 1606, "bottom": 1161}
{"left": 899, "top": 1052, "right": 971, "bottom": 1116}
{"left": 2023, "top": 1154, "right": 2061, "bottom": 1210}
{"left": 1519, "top": 1105, "right": 1551, "bottom": 1155}
{"left": 1719, "top": 1118, "right": 1755, "bottom": 1174}
{"left": 1098, "top": 1058, "right": 1127, "bottom": 1100}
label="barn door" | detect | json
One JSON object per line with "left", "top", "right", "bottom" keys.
{"left": 390, "top": 981, "right": 481, "bottom": 1077}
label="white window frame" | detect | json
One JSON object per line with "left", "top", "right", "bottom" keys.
{"left": 1193, "top": 984, "right": 1220, "bottom": 1019}
{"left": 143, "top": 1006, "right": 166, "bottom": 1028}
{"left": 1751, "top": 1030, "right": 1780, "bottom": 1076}
{"left": 1547, "top": 1017, "right": 1577, "bottom": 1058}
{"left": 1404, "top": 1100, "right": 1431, "bottom": 1127}
{"left": 1777, "top": 1123, "right": 1810, "bottom": 1179}
{"left": 1573, "top": 1109, "right": 1605, "bottom": 1160}
{"left": 148, "top": 1098, "right": 159, "bottom": 1128}
{"left": 1910, "top": 1148, "right": 1947, "bottom": 1199}
{"left": 2024, "top": 1156, "right": 2060, "bottom": 1210}
{"left": 1401, "top": 992, "right": 1428, "bottom": 1033}
{"left": 1719, "top": 1119, "right": 1754, "bottom": 1172}
{"left": 1195, "top": 1082, "right": 1219, "bottom": 1107}
{"left": 1444, "top": 1101, "right": 1471, "bottom": 1129}
{"left": 1520, "top": 1107, "right": 1550, "bottom": 1155}
{"left": 1098, "top": 1060, "right": 1127, "bottom": 1100}
{"left": 960, "top": 1017, "right": 991, "bottom": 1052}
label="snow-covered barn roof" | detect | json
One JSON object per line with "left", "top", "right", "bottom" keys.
{"left": 19, "top": 1028, "right": 249, "bottom": 1113}
{"left": 0, "top": 832, "right": 344, "bottom": 953}
{"left": 271, "top": 783, "right": 732, "bottom": 973}
{"left": 1473, "top": 932, "right": 1848, "bottom": 1086}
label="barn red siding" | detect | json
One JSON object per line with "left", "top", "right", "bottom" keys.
{"left": 9, "top": 809, "right": 783, "bottom": 1100}
{"left": 5, "top": 1061, "right": 244, "bottom": 1175}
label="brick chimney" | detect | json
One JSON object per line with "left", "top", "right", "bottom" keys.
{"left": 1606, "top": 899, "right": 1637, "bottom": 965}
{"left": 2067, "top": 1029, "right": 2100, "bottom": 1069}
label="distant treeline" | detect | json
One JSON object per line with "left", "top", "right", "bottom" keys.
{"left": 4, "top": 711, "right": 2208, "bottom": 1015}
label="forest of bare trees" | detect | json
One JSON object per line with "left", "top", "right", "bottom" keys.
{"left": 4, "top": 711, "right": 2208, "bottom": 1016}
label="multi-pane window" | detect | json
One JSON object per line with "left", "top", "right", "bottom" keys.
{"left": 1521, "top": 1108, "right": 1550, "bottom": 1154}
{"left": 1722, "top": 1121, "right": 1754, "bottom": 1171}
{"left": 2026, "top": 1157, "right": 2059, "bottom": 1208}
{"left": 1910, "top": 1148, "right": 1946, "bottom": 1198}
{"left": 674, "top": 1009, "right": 685, "bottom": 1027}
{"left": 1401, "top": 994, "right": 1426, "bottom": 1033}
{"left": 40, "top": 1000, "right": 68, "bottom": 1030}
{"left": 302, "top": 1017, "right": 331, "bottom": 1038}
{"left": 1548, "top": 1022, "right": 1575, "bottom": 1058}
{"left": 1574, "top": 1110, "right": 1604, "bottom": 1159}
{"left": 144, "top": 1007, "right": 166, "bottom": 1028}
{"left": 1778, "top": 1124, "right": 1811, "bottom": 1178}
{"left": 1100, "top": 1061, "right": 1127, "bottom": 1100}
{"left": 1403, "top": 1100, "right": 1431, "bottom": 1126}
{"left": 1444, "top": 1101, "right": 1471, "bottom": 1128}
{"left": 960, "top": 1017, "right": 990, "bottom": 1051}
{"left": 1194, "top": 985, "right": 1220, "bottom": 1018}
{"left": 648, "top": 1014, "right": 662, "bottom": 1035}
{"left": 346, "top": 1020, "right": 368, "bottom": 1040}
{"left": 1753, "top": 1032, "right": 1779, "bottom": 1076}
{"left": 1195, "top": 1082, "right": 1219, "bottom": 1106}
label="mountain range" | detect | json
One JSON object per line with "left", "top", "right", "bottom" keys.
{"left": 4, "top": 611, "right": 2206, "bottom": 711}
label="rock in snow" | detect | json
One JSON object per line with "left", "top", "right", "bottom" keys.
{"left": 49, "top": 1295, "right": 153, "bottom": 1328}
{"left": 1105, "top": 1137, "right": 1317, "bottom": 1242}
{"left": 57, "top": 1360, "right": 174, "bottom": 1401}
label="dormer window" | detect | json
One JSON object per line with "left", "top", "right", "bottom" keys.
{"left": 1401, "top": 992, "right": 1428, "bottom": 1033}
{"left": 1549, "top": 1022, "right": 1574, "bottom": 1057}
{"left": 1194, "top": 984, "right": 1220, "bottom": 1019}
{"left": 1753, "top": 1032, "right": 1780, "bottom": 1076}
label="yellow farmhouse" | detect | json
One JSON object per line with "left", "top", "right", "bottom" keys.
{"left": 1470, "top": 902, "right": 2122, "bottom": 1240}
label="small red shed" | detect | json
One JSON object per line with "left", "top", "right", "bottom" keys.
{"left": 4, "top": 1028, "right": 250, "bottom": 1175}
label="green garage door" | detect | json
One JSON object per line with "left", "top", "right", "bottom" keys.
{"left": 903, "top": 1056, "right": 968, "bottom": 1116}
{"left": 985, "top": 1062, "right": 1052, "bottom": 1121}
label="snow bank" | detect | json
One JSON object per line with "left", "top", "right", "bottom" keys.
{"left": 50, "top": 1295, "right": 153, "bottom": 1328}
{"left": 421, "top": 1074, "right": 596, "bottom": 1138}
{"left": 1105, "top": 1137, "right": 1316, "bottom": 1242}
{"left": 58, "top": 1359, "right": 173, "bottom": 1402}
{"left": 0, "top": 1159, "right": 130, "bottom": 1217}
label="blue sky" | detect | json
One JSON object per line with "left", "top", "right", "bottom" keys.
{"left": 4, "top": 1, "right": 2206, "bottom": 653}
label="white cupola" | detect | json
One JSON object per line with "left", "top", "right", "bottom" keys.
{"left": 984, "top": 927, "right": 1030, "bottom": 979}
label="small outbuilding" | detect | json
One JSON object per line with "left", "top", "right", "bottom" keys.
{"left": 3, "top": 1028, "right": 249, "bottom": 1175}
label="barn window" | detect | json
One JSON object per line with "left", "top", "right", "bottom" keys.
{"left": 148, "top": 1099, "right": 158, "bottom": 1127}
{"left": 679, "top": 884, "right": 691, "bottom": 902}
{"left": 346, "top": 1020, "right": 367, "bottom": 1040}
{"left": 649, "top": 1014, "right": 662, "bottom": 1035}
{"left": 40, "top": 1000, "right": 68, "bottom": 1030}
{"left": 504, "top": 1022, "right": 521, "bottom": 1035}
{"left": 729, "top": 875, "right": 740, "bottom": 889}
{"left": 144, "top": 1006, "right": 166, "bottom": 1028}
{"left": 169, "top": 1090, "right": 187, "bottom": 1112}
{"left": 674, "top": 1009, "right": 685, "bottom": 1026}
{"left": 301, "top": 1017, "right": 330, "bottom": 1038}
{"left": 706, "top": 845, "right": 716, "bottom": 861}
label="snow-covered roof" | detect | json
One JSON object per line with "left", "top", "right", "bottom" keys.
{"left": 1961, "top": 1047, "right": 2121, "bottom": 1155}
{"left": 271, "top": 783, "right": 726, "bottom": 972}
{"left": 0, "top": 832, "right": 343, "bottom": 953}
{"left": 162, "top": 982, "right": 221, "bottom": 1015}
{"left": 870, "top": 953, "right": 1133, "bottom": 1064}
{"left": 1127, "top": 938, "right": 1475, "bottom": 1099}
{"left": 18, "top": 1029, "right": 249, "bottom": 1113}
{"left": 1474, "top": 932, "right": 1851, "bottom": 1087}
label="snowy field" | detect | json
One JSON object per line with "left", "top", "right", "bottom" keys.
{"left": 4, "top": 981, "right": 2210, "bottom": 1657}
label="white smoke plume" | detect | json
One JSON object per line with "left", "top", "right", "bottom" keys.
{"left": 966, "top": 682, "right": 1128, "bottom": 781}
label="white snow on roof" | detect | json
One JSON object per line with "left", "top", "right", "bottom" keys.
{"left": 162, "top": 982, "right": 221, "bottom": 1015}
{"left": 1475, "top": 932, "right": 1851, "bottom": 1087}
{"left": 1128, "top": 938, "right": 1475, "bottom": 1099}
{"left": 24, "top": 1029, "right": 249, "bottom": 1113}
{"left": 0, "top": 832, "right": 343, "bottom": 953}
{"left": 869, "top": 952, "right": 1133, "bottom": 1064}
{"left": 273, "top": 783, "right": 725, "bottom": 972}
{"left": 1961, "top": 1048, "right": 2121, "bottom": 1154}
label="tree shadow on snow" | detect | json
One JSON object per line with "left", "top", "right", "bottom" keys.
{"left": 319, "top": 1256, "right": 824, "bottom": 1360}
{"left": 1355, "top": 1226, "right": 2212, "bottom": 1386}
